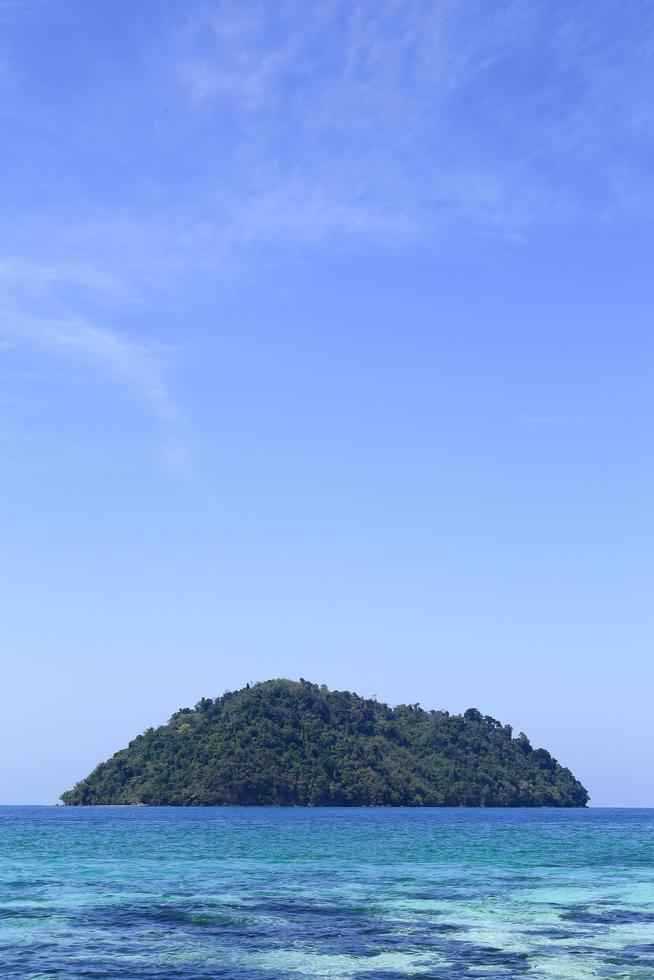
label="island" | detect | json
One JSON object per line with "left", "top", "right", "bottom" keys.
{"left": 61, "top": 679, "right": 589, "bottom": 806}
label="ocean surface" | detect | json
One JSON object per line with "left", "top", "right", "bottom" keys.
{"left": 0, "top": 807, "right": 652, "bottom": 979}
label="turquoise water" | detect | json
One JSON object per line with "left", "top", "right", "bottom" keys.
{"left": 1, "top": 807, "right": 652, "bottom": 978}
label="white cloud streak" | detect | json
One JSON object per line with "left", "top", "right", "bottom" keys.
{"left": 1, "top": 0, "right": 653, "bottom": 465}
{"left": 171, "top": 0, "right": 654, "bottom": 238}
{"left": 1, "top": 308, "right": 173, "bottom": 419}
{"left": 0, "top": 258, "right": 177, "bottom": 438}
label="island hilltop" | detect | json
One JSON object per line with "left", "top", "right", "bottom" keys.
{"left": 61, "top": 679, "right": 589, "bottom": 807}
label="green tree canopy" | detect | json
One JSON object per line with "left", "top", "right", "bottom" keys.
{"left": 61, "top": 679, "right": 589, "bottom": 807}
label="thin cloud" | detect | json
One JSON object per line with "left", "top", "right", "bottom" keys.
{"left": 0, "top": 250, "right": 194, "bottom": 471}
{"left": 172, "top": 0, "right": 654, "bottom": 239}
{"left": 0, "top": 257, "right": 138, "bottom": 306}
{"left": 1, "top": 0, "right": 653, "bottom": 475}
{"left": 1, "top": 305, "right": 175, "bottom": 421}
{"left": 519, "top": 413, "right": 595, "bottom": 428}
{"left": 0, "top": 0, "right": 35, "bottom": 22}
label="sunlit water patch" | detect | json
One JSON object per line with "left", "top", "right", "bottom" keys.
{"left": 0, "top": 807, "right": 652, "bottom": 978}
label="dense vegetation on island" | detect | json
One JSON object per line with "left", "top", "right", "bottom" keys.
{"left": 61, "top": 679, "right": 589, "bottom": 807}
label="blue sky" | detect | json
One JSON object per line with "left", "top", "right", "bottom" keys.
{"left": 1, "top": 0, "right": 653, "bottom": 805}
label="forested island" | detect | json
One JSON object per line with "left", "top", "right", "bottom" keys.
{"left": 61, "top": 679, "right": 589, "bottom": 807}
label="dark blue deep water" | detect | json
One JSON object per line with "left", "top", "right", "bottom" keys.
{"left": 1, "top": 807, "right": 652, "bottom": 978}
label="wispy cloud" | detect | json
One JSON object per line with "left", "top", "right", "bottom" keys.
{"left": 171, "top": 0, "right": 654, "bottom": 239}
{"left": 0, "top": 253, "right": 172, "bottom": 406}
{"left": 0, "top": 0, "right": 35, "bottom": 23}
{"left": 518, "top": 413, "right": 597, "bottom": 430}
{"left": 1, "top": 308, "right": 173, "bottom": 419}
{"left": 0, "top": 256, "right": 187, "bottom": 472}
{"left": 0, "top": 257, "right": 137, "bottom": 306}
{"left": 1, "top": 0, "right": 653, "bottom": 468}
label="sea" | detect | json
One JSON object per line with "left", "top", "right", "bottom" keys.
{"left": 0, "top": 806, "right": 652, "bottom": 978}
